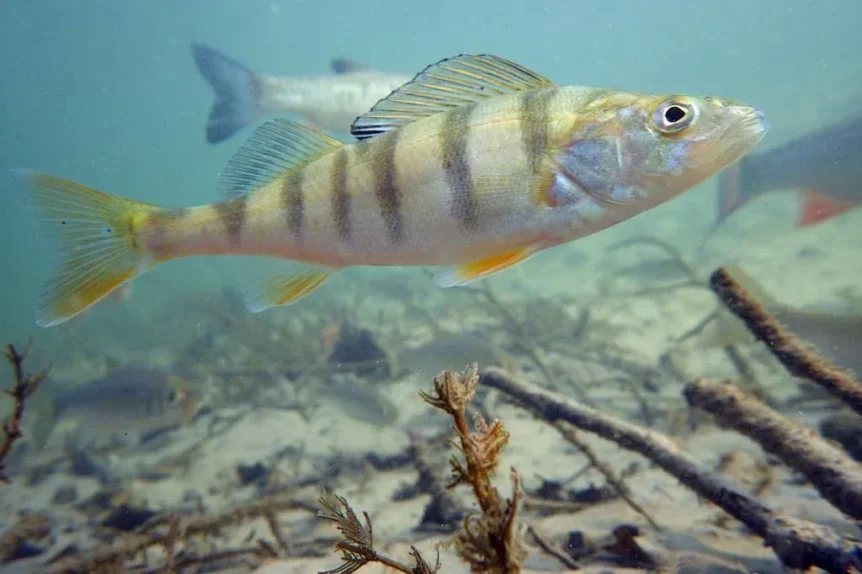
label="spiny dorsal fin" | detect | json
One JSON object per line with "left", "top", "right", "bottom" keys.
{"left": 331, "top": 58, "right": 368, "bottom": 74}
{"left": 350, "top": 53, "right": 554, "bottom": 140}
{"left": 218, "top": 118, "right": 343, "bottom": 198}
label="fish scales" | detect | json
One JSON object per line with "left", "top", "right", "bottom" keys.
{"left": 19, "top": 53, "right": 766, "bottom": 326}
{"left": 330, "top": 147, "right": 351, "bottom": 241}
{"left": 150, "top": 90, "right": 577, "bottom": 265}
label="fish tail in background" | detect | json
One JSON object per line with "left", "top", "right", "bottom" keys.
{"left": 695, "top": 162, "right": 750, "bottom": 251}
{"left": 191, "top": 43, "right": 265, "bottom": 144}
{"left": 713, "top": 162, "right": 753, "bottom": 228}
{"left": 14, "top": 170, "right": 163, "bottom": 327}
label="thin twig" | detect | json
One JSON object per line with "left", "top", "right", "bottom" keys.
{"left": 265, "top": 509, "right": 290, "bottom": 555}
{"left": 475, "top": 284, "right": 594, "bottom": 405}
{"left": 552, "top": 421, "right": 661, "bottom": 530}
{"left": 606, "top": 236, "right": 701, "bottom": 283}
{"left": 478, "top": 368, "right": 862, "bottom": 573}
{"left": 52, "top": 495, "right": 316, "bottom": 572}
{"left": 721, "top": 344, "right": 768, "bottom": 399}
{"left": 526, "top": 525, "right": 580, "bottom": 570}
{"left": 1, "top": 339, "right": 48, "bottom": 484}
{"left": 171, "top": 547, "right": 266, "bottom": 571}
{"left": 161, "top": 516, "right": 181, "bottom": 574}
{"left": 709, "top": 267, "right": 862, "bottom": 416}
{"left": 684, "top": 378, "right": 862, "bottom": 520}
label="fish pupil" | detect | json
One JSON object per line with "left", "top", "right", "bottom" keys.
{"left": 664, "top": 106, "right": 686, "bottom": 124}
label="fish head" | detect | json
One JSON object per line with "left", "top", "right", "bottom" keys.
{"left": 168, "top": 377, "right": 203, "bottom": 421}
{"left": 549, "top": 92, "right": 768, "bottom": 217}
{"left": 142, "top": 375, "right": 202, "bottom": 428}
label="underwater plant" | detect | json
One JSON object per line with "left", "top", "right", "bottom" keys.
{"left": 319, "top": 363, "right": 526, "bottom": 574}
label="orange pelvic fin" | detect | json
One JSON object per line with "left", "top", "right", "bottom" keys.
{"left": 436, "top": 246, "right": 538, "bottom": 288}
{"left": 244, "top": 267, "right": 334, "bottom": 313}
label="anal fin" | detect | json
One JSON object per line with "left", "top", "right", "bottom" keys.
{"left": 245, "top": 267, "right": 335, "bottom": 313}
{"left": 798, "top": 189, "right": 855, "bottom": 227}
{"left": 435, "top": 246, "right": 538, "bottom": 288}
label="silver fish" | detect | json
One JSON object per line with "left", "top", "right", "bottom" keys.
{"left": 191, "top": 43, "right": 411, "bottom": 143}
{"left": 397, "top": 332, "right": 505, "bottom": 378}
{"left": 30, "top": 366, "right": 201, "bottom": 448}
{"left": 715, "top": 112, "right": 862, "bottom": 228}
{"left": 321, "top": 373, "right": 399, "bottom": 427}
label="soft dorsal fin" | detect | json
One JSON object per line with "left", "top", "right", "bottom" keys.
{"left": 331, "top": 58, "right": 368, "bottom": 74}
{"left": 350, "top": 53, "right": 554, "bottom": 140}
{"left": 218, "top": 118, "right": 343, "bottom": 198}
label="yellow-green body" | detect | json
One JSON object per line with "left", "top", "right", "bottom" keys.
{"left": 19, "top": 53, "right": 767, "bottom": 327}
{"left": 152, "top": 87, "right": 605, "bottom": 266}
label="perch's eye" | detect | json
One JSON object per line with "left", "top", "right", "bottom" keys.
{"left": 652, "top": 100, "right": 694, "bottom": 134}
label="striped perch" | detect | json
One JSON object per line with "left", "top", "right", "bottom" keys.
{"left": 17, "top": 54, "right": 767, "bottom": 327}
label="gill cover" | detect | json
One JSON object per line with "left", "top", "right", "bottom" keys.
{"left": 552, "top": 97, "right": 703, "bottom": 204}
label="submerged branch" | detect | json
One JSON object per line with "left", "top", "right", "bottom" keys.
{"left": 709, "top": 267, "right": 862, "bottom": 417}
{"left": 478, "top": 367, "right": 862, "bottom": 573}
{"left": 684, "top": 378, "right": 862, "bottom": 520}
{"left": 51, "top": 495, "right": 317, "bottom": 572}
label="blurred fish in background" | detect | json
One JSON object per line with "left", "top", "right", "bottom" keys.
{"left": 397, "top": 331, "right": 506, "bottom": 377}
{"left": 713, "top": 111, "right": 862, "bottom": 229}
{"left": 28, "top": 366, "right": 201, "bottom": 449}
{"left": 191, "top": 42, "right": 412, "bottom": 143}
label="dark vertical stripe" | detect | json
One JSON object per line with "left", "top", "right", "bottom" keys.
{"left": 281, "top": 169, "right": 305, "bottom": 240}
{"left": 146, "top": 207, "right": 188, "bottom": 255}
{"left": 330, "top": 148, "right": 351, "bottom": 241}
{"left": 214, "top": 196, "right": 247, "bottom": 247}
{"left": 372, "top": 131, "right": 404, "bottom": 244}
{"left": 520, "top": 87, "right": 557, "bottom": 172}
{"left": 441, "top": 104, "right": 478, "bottom": 230}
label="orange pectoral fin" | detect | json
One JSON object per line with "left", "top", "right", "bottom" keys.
{"left": 435, "top": 246, "right": 538, "bottom": 288}
{"left": 798, "top": 189, "right": 855, "bottom": 227}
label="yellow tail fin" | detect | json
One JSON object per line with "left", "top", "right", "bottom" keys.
{"left": 16, "top": 170, "right": 161, "bottom": 327}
